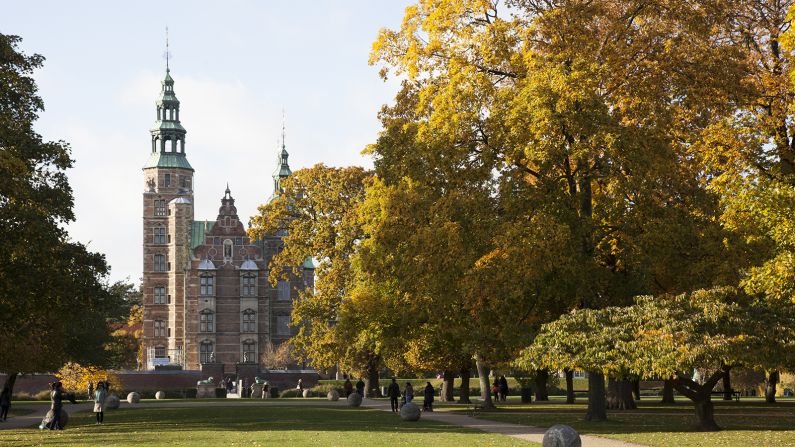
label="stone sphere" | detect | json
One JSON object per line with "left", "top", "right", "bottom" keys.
{"left": 542, "top": 424, "right": 582, "bottom": 447}
{"left": 327, "top": 390, "right": 340, "bottom": 401}
{"left": 105, "top": 394, "right": 120, "bottom": 410}
{"left": 155, "top": 391, "right": 165, "bottom": 400}
{"left": 303, "top": 389, "right": 312, "bottom": 398}
{"left": 400, "top": 402, "right": 421, "bottom": 421}
{"left": 40, "top": 409, "right": 69, "bottom": 429}
{"left": 127, "top": 392, "right": 140, "bottom": 404}
{"left": 347, "top": 392, "right": 362, "bottom": 407}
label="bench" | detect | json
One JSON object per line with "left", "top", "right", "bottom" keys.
{"left": 710, "top": 391, "right": 741, "bottom": 402}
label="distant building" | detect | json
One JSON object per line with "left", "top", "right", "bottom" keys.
{"left": 140, "top": 67, "right": 313, "bottom": 372}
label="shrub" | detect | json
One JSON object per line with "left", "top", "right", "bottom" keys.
{"left": 280, "top": 388, "right": 301, "bottom": 398}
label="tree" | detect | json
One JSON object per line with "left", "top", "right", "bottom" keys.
{"left": 370, "top": 0, "right": 743, "bottom": 414}
{"left": 521, "top": 287, "right": 795, "bottom": 431}
{"left": 247, "top": 165, "right": 380, "bottom": 394}
{"left": 55, "top": 362, "right": 118, "bottom": 395}
{"left": 0, "top": 34, "right": 125, "bottom": 395}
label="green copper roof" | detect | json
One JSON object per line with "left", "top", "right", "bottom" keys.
{"left": 302, "top": 257, "right": 315, "bottom": 269}
{"left": 143, "top": 152, "right": 194, "bottom": 170}
{"left": 191, "top": 220, "right": 215, "bottom": 249}
{"left": 152, "top": 121, "right": 186, "bottom": 132}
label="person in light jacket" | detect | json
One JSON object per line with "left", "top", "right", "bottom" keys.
{"left": 93, "top": 381, "right": 107, "bottom": 424}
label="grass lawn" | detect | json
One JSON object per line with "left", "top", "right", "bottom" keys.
{"left": 0, "top": 404, "right": 538, "bottom": 447}
{"left": 456, "top": 399, "right": 795, "bottom": 447}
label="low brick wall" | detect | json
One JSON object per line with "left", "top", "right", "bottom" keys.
{"left": 2, "top": 369, "right": 319, "bottom": 397}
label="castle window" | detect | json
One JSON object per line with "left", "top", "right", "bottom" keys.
{"left": 154, "top": 320, "right": 166, "bottom": 337}
{"left": 276, "top": 315, "right": 290, "bottom": 336}
{"left": 242, "top": 309, "right": 256, "bottom": 333}
{"left": 154, "top": 346, "right": 167, "bottom": 358}
{"left": 241, "top": 274, "right": 256, "bottom": 296}
{"left": 164, "top": 173, "right": 171, "bottom": 187}
{"left": 242, "top": 340, "right": 256, "bottom": 363}
{"left": 154, "top": 199, "right": 166, "bottom": 216}
{"left": 277, "top": 280, "right": 291, "bottom": 301}
{"left": 200, "top": 310, "right": 214, "bottom": 333}
{"left": 154, "top": 227, "right": 166, "bottom": 244}
{"left": 200, "top": 275, "right": 214, "bottom": 296}
{"left": 200, "top": 341, "right": 214, "bottom": 364}
{"left": 154, "top": 254, "right": 166, "bottom": 272}
{"left": 180, "top": 175, "right": 187, "bottom": 188}
{"left": 154, "top": 286, "right": 166, "bottom": 304}
{"left": 223, "top": 239, "right": 233, "bottom": 258}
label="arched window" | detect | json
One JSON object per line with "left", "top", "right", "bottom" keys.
{"left": 200, "top": 275, "right": 214, "bottom": 296}
{"left": 223, "top": 239, "right": 233, "bottom": 258}
{"left": 199, "top": 310, "right": 214, "bottom": 333}
{"left": 200, "top": 341, "right": 214, "bottom": 364}
{"left": 242, "top": 339, "right": 256, "bottom": 363}
{"left": 242, "top": 309, "right": 256, "bottom": 333}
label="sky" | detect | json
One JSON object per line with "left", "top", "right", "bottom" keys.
{"left": 3, "top": 0, "right": 411, "bottom": 284}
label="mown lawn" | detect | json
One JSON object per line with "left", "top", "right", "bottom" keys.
{"left": 459, "top": 399, "right": 795, "bottom": 447}
{"left": 0, "top": 404, "right": 537, "bottom": 447}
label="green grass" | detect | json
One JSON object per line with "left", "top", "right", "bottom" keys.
{"left": 0, "top": 404, "right": 538, "bottom": 447}
{"left": 459, "top": 399, "right": 795, "bottom": 447}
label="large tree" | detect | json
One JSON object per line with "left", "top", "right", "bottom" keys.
{"left": 522, "top": 287, "right": 795, "bottom": 431}
{"left": 0, "top": 33, "right": 126, "bottom": 393}
{"left": 370, "top": 0, "right": 743, "bottom": 414}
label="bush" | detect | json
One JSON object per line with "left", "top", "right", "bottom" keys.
{"left": 312, "top": 383, "right": 345, "bottom": 396}
{"left": 280, "top": 388, "right": 302, "bottom": 398}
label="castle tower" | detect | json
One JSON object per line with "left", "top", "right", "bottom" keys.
{"left": 142, "top": 65, "right": 194, "bottom": 369}
{"left": 272, "top": 123, "right": 292, "bottom": 198}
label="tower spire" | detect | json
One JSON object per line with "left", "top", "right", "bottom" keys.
{"left": 165, "top": 26, "right": 170, "bottom": 72}
{"left": 281, "top": 108, "right": 286, "bottom": 150}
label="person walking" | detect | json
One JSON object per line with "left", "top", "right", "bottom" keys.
{"left": 492, "top": 378, "right": 500, "bottom": 402}
{"left": 0, "top": 384, "right": 10, "bottom": 421}
{"left": 423, "top": 382, "right": 435, "bottom": 412}
{"left": 403, "top": 382, "right": 414, "bottom": 404}
{"left": 387, "top": 378, "right": 401, "bottom": 412}
{"left": 48, "top": 382, "right": 68, "bottom": 430}
{"left": 355, "top": 378, "right": 365, "bottom": 396}
{"left": 499, "top": 375, "right": 509, "bottom": 402}
{"left": 87, "top": 381, "right": 94, "bottom": 401}
{"left": 343, "top": 379, "right": 353, "bottom": 397}
{"left": 296, "top": 378, "right": 304, "bottom": 394}
{"left": 94, "top": 381, "right": 107, "bottom": 424}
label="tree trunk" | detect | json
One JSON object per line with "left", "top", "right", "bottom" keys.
{"left": 693, "top": 398, "right": 720, "bottom": 431}
{"left": 441, "top": 370, "right": 455, "bottom": 402}
{"left": 565, "top": 369, "right": 575, "bottom": 404}
{"left": 534, "top": 369, "right": 549, "bottom": 401}
{"left": 459, "top": 367, "right": 472, "bottom": 404}
{"left": 474, "top": 353, "right": 494, "bottom": 408}
{"left": 661, "top": 380, "right": 675, "bottom": 404}
{"left": 585, "top": 371, "right": 607, "bottom": 421}
{"left": 722, "top": 367, "right": 733, "bottom": 401}
{"left": 765, "top": 370, "right": 779, "bottom": 403}
{"left": 632, "top": 379, "right": 641, "bottom": 401}
{"left": 363, "top": 360, "right": 380, "bottom": 398}
{"left": 606, "top": 378, "right": 637, "bottom": 410}
{"left": 2, "top": 373, "right": 18, "bottom": 399}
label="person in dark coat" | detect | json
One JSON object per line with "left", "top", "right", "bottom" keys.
{"left": 387, "top": 378, "right": 401, "bottom": 412}
{"left": 499, "top": 375, "right": 509, "bottom": 402}
{"left": 423, "top": 382, "right": 435, "bottom": 411}
{"left": 0, "top": 384, "right": 10, "bottom": 421}
{"left": 48, "top": 382, "right": 74, "bottom": 430}
{"left": 343, "top": 379, "right": 353, "bottom": 397}
{"left": 355, "top": 378, "right": 365, "bottom": 396}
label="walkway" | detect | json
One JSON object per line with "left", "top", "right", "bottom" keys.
{"left": 361, "top": 398, "right": 647, "bottom": 447}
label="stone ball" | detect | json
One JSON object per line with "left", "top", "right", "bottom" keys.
{"left": 327, "top": 390, "right": 340, "bottom": 401}
{"left": 155, "top": 391, "right": 165, "bottom": 400}
{"left": 347, "top": 392, "right": 363, "bottom": 407}
{"left": 303, "top": 389, "right": 312, "bottom": 398}
{"left": 400, "top": 402, "right": 421, "bottom": 421}
{"left": 105, "top": 394, "right": 120, "bottom": 410}
{"left": 542, "top": 424, "right": 582, "bottom": 447}
{"left": 127, "top": 392, "right": 140, "bottom": 404}
{"left": 40, "top": 409, "right": 69, "bottom": 429}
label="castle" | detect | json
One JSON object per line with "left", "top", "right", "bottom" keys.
{"left": 140, "top": 67, "right": 313, "bottom": 372}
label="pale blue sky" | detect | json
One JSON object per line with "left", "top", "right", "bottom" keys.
{"left": 3, "top": 1, "right": 410, "bottom": 283}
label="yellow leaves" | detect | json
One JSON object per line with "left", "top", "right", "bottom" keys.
{"left": 55, "top": 362, "right": 118, "bottom": 393}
